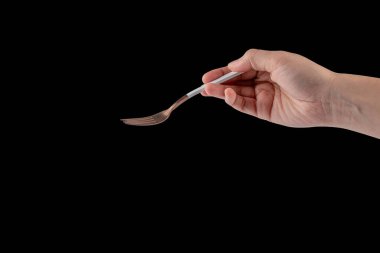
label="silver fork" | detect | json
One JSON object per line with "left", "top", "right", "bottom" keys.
{"left": 121, "top": 71, "right": 242, "bottom": 126}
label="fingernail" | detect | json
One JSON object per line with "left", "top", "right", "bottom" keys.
{"left": 224, "top": 89, "right": 234, "bottom": 105}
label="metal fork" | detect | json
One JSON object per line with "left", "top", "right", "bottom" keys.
{"left": 121, "top": 71, "right": 242, "bottom": 126}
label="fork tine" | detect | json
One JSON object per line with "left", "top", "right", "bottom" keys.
{"left": 124, "top": 120, "right": 159, "bottom": 126}
{"left": 135, "top": 118, "right": 156, "bottom": 123}
{"left": 121, "top": 114, "right": 169, "bottom": 125}
{"left": 126, "top": 117, "right": 152, "bottom": 121}
{"left": 122, "top": 117, "right": 154, "bottom": 122}
{"left": 122, "top": 120, "right": 147, "bottom": 126}
{"left": 122, "top": 115, "right": 167, "bottom": 125}
{"left": 126, "top": 116, "right": 164, "bottom": 124}
{"left": 124, "top": 118, "right": 149, "bottom": 123}
{"left": 122, "top": 120, "right": 150, "bottom": 125}
{"left": 121, "top": 117, "right": 157, "bottom": 125}
{"left": 127, "top": 120, "right": 155, "bottom": 125}
{"left": 122, "top": 109, "right": 170, "bottom": 125}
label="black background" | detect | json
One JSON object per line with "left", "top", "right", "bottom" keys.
{"left": 53, "top": 4, "right": 380, "bottom": 236}
{"left": 96, "top": 8, "right": 380, "bottom": 164}
{"left": 77, "top": 6, "right": 380, "bottom": 187}
{"left": 5, "top": 3, "right": 378, "bottom": 247}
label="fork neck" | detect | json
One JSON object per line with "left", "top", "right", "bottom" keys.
{"left": 168, "top": 84, "right": 206, "bottom": 112}
{"left": 168, "top": 95, "right": 190, "bottom": 112}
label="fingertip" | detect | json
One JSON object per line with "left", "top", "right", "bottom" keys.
{"left": 224, "top": 88, "right": 236, "bottom": 105}
{"left": 227, "top": 59, "right": 238, "bottom": 67}
{"left": 202, "top": 73, "right": 214, "bottom": 83}
{"left": 202, "top": 73, "right": 209, "bottom": 83}
{"left": 202, "top": 67, "right": 231, "bottom": 83}
{"left": 204, "top": 83, "right": 213, "bottom": 95}
{"left": 228, "top": 59, "right": 244, "bottom": 71}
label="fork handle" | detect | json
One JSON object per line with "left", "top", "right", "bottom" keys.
{"left": 186, "top": 72, "right": 242, "bottom": 98}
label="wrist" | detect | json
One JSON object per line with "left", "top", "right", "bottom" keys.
{"left": 327, "top": 73, "right": 380, "bottom": 138}
{"left": 326, "top": 73, "right": 359, "bottom": 129}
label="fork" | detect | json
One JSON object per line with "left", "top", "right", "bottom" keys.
{"left": 121, "top": 71, "right": 242, "bottom": 126}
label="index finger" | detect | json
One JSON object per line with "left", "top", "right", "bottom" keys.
{"left": 228, "top": 49, "right": 285, "bottom": 73}
{"left": 202, "top": 67, "right": 256, "bottom": 84}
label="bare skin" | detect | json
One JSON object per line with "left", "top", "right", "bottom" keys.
{"left": 202, "top": 49, "right": 380, "bottom": 139}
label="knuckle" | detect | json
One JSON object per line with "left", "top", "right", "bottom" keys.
{"left": 246, "top": 49, "right": 259, "bottom": 57}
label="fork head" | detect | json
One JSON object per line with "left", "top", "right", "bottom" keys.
{"left": 121, "top": 109, "right": 171, "bottom": 126}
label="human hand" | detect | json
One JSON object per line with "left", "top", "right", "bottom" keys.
{"left": 202, "top": 49, "right": 336, "bottom": 128}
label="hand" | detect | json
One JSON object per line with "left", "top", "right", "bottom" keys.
{"left": 202, "top": 49, "right": 336, "bottom": 128}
